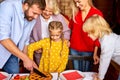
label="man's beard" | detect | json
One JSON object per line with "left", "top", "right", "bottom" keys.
{"left": 24, "top": 9, "right": 34, "bottom": 21}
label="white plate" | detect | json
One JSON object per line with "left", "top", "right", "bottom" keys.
{"left": 59, "top": 70, "right": 84, "bottom": 80}
{"left": 51, "top": 72, "right": 59, "bottom": 80}
{"left": 11, "top": 73, "right": 29, "bottom": 79}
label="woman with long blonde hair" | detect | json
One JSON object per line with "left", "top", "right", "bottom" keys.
{"left": 69, "top": 0, "right": 103, "bottom": 71}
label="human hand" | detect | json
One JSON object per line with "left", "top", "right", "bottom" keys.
{"left": 93, "top": 73, "right": 102, "bottom": 80}
{"left": 94, "top": 77, "right": 102, "bottom": 80}
{"left": 23, "top": 57, "right": 38, "bottom": 71}
{"left": 93, "top": 73, "right": 98, "bottom": 80}
{"left": 63, "top": 39, "right": 70, "bottom": 47}
{"left": 67, "top": 40, "right": 70, "bottom": 47}
{"left": 35, "top": 49, "right": 42, "bottom": 54}
{"left": 93, "top": 55, "right": 100, "bottom": 65}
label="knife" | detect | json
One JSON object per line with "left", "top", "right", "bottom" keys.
{"left": 33, "top": 68, "right": 47, "bottom": 77}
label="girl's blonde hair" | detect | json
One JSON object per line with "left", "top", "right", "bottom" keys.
{"left": 83, "top": 15, "right": 112, "bottom": 38}
{"left": 48, "top": 21, "right": 64, "bottom": 57}
{"left": 48, "top": 21, "right": 63, "bottom": 32}
{"left": 70, "top": 0, "right": 94, "bottom": 20}
{"left": 45, "top": 0, "right": 60, "bottom": 15}
{"left": 48, "top": 21, "right": 64, "bottom": 41}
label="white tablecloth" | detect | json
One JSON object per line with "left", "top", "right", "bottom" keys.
{"left": 52, "top": 72, "right": 95, "bottom": 80}
{"left": 9, "top": 73, "right": 58, "bottom": 80}
{"left": 4, "top": 71, "right": 95, "bottom": 80}
{"left": 82, "top": 72, "right": 95, "bottom": 80}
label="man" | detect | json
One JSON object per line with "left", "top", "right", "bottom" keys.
{"left": 0, "top": 0, "right": 46, "bottom": 73}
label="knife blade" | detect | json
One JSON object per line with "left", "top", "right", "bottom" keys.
{"left": 33, "top": 68, "right": 47, "bottom": 77}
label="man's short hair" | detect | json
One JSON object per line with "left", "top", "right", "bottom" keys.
{"left": 24, "top": 0, "right": 46, "bottom": 10}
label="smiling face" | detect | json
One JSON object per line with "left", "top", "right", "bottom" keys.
{"left": 41, "top": 5, "right": 53, "bottom": 19}
{"left": 24, "top": 4, "right": 42, "bottom": 21}
{"left": 74, "top": 0, "right": 89, "bottom": 10}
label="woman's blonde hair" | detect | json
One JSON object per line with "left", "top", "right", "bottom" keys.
{"left": 83, "top": 15, "right": 112, "bottom": 38}
{"left": 45, "top": 0, "right": 60, "bottom": 15}
{"left": 70, "top": 0, "right": 94, "bottom": 20}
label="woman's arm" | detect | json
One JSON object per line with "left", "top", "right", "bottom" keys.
{"left": 59, "top": 14, "right": 71, "bottom": 40}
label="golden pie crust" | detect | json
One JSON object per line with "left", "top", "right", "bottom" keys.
{"left": 29, "top": 72, "right": 52, "bottom": 80}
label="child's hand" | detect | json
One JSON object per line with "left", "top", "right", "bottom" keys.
{"left": 35, "top": 49, "right": 42, "bottom": 54}
{"left": 93, "top": 73, "right": 102, "bottom": 80}
{"left": 93, "top": 55, "right": 100, "bottom": 65}
{"left": 64, "top": 39, "right": 70, "bottom": 47}
{"left": 93, "top": 73, "right": 98, "bottom": 80}
{"left": 94, "top": 77, "right": 102, "bottom": 80}
{"left": 67, "top": 40, "right": 70, "bottom": 47}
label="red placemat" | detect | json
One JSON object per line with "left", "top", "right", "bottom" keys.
{"left": 0, "top": 73, "right": 7, "bottom": 80}
{"left": 63, "top": 71, "right": 84, "bottom": 80}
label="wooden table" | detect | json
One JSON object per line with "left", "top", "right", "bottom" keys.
{"left": 111, "top": 60, "right": 120, "bottom": 72}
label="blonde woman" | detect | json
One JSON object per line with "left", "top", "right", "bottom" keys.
{"left": 29, "top": 0, "right": 70, "bottom": 65}
{"left": 83, "top": 14, "right": 120, "bottom": 80}
{"left": 28, "top": 21, "right": 69, "bottom": 73}
{"left": 69, "top": 0, "right": 103, "bottom": 71}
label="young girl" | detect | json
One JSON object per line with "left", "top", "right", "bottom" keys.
{"left": 83, "top": 14, "right": 120, "bottom": 80}
{"left": 28, "top": 21, "right": 69, "bottom": 73}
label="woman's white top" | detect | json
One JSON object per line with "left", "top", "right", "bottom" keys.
{"left": 40, "top": 15, "right": 53, "bottom": 39}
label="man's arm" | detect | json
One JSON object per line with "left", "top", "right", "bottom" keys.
{"left": 22, "top": 45, "right": 28, "bottom": 55}
{"left": 0, "top": 38, "right": 38, "bottom": 71}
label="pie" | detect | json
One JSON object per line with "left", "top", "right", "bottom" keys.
{"left": 29, "top": 72, "right": 52, "bottom": 80}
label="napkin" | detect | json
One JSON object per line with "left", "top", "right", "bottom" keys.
{"left": 62, "top": 71, "right": 84, "bottom": 80}
{"left": 0, "top": 73, "right": 7, "bottom": 80}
